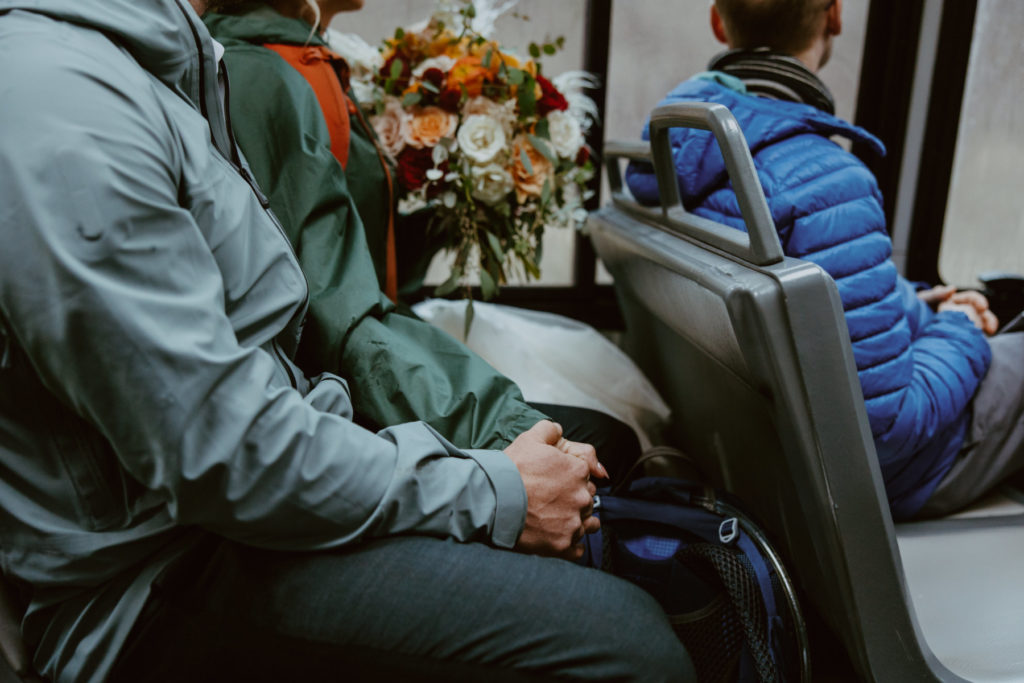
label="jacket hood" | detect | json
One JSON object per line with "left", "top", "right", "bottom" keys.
{"left": 205, "top": 4, "right": 326, "bottom": 47}
{"left": 0, "top": 0, "right": 209, "bottom": 90}
{"left": 0, "top": 0, "right": 233, "bottom": 156}
{"left": 645, "top": 78, "right": 886, "bottom": 203}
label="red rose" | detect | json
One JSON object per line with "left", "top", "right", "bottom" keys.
{"left": 575, "top": 145, "right": 591, "bottom": 166}
{"left": 396, "top": 146, "right": 434, "bottom": 191}
{"left": 536, "top": 74, "right": 568, "bottom": 116}
{"left": 422, "top": 67, "right": 446, "bottom": 89}
{"left": 380, "top": 53, "right": 412, "bottom": 92}
{"left": 438, "top": 87, "right": 463, "bottom": 112}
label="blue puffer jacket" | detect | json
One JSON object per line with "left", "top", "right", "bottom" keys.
{"left": 626, "top": 77, "right": 992, "bottom": 519}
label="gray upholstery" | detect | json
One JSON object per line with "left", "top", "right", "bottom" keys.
{"left": 590, "top": 102, "right": 1024, "bottom": 682}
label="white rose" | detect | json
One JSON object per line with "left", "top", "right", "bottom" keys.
{"left": 370, "top": 96, "right": 410, "bottom": 158}
{"left": 413, "top": 55, "right": 457, "bottom": 78}
{"left": 469, "top": 163, "right": 515, "bottom": 205}
{"left": 457, "top": 114, "right": 507, "bottom": 165}
{"left": 545, "top": 110, "right": 584, "bottom": 159}
{"left": 462, "top": 96, "right": 516, "bottom": 136}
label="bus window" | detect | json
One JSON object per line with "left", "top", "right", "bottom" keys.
{"left": 939, "top": 0, "right": 1024, "bottom": 287}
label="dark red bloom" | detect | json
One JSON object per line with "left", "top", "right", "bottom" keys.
{"left": 438, "top": 87, "right": 463, "bottom": 112}
{"left": 422, "top": 67, "right": 446, "bottom": 89}
{"left": 575, "top": 145, "right": 591, "bottom": 166}
{"left": 380, "top": 53, "right": 412, "bottom": 93}
{"left": 536, "top": 74, "right": 568, "bottom": 116}
{"left": 396, "top": 146, "right": 435, "bottom": 192}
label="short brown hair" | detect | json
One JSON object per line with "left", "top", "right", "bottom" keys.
{"left": 715, "top": 0, "right": 833, "bottom": 55}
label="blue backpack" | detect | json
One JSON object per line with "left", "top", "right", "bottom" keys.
{"left": 580, "top": 451, "right": 810, "bottom": 683}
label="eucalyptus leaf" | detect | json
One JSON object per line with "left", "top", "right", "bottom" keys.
{"left": 517, "top": 75, "right": 536, "bottom": 117}
{"left": 541, "top": 177, "right": 552, "bottom": 205}
{"left": 390, "top": 58, "right": 404, "bottom": 80}
{"left": 482, "top": 48, "right": 493, "bottom": 69}
{"left": 463, "top": 298, "right": 476, "bottom": 340}
{"left": 402, "top": 92, "right": 422, "bottom": 107}
{"left": 485, "top": 231, "right": 504, "bottom": 262}
{"left": 534, "top": 117, "right": 550, "bottom": 140}
{"left": 527, "top": 134, "right": 558, "bottom": 166}
{"left": 507, "top": 68, "right": 524, "bottom": 86}
{"left": 479, "top": 268, "right": 498, "bottom": 300}
{"left": 519, "top": 147, "right": 534, "bottom": 175}
{"left": 434, "top": 267, "right": 462, "bottom": 297}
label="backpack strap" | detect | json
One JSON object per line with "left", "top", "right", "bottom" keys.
{"left": 262, "top": 43, "right": 353, "bottom": 169}
{"left": 264, "top": 43, "right": 399, "bottom": 302}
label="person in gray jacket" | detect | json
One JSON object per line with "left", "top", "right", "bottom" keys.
{"left": 0, "top": 1, "right": 693, "bottom": 681}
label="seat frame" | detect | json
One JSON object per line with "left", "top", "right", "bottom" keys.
{"left": 589, "top": 102, "right": 1024, "bottom": 682}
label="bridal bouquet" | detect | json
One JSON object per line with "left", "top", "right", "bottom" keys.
{"left": 334, "top": 1, "right": 596, "bottom": 301}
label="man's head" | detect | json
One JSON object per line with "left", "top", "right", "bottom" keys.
{"left": 711, "top": 0, "right": 842, "bottom": 70}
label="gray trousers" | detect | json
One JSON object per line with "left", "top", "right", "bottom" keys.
{"left": 108, "top": 535, "right": 694, "bottom": 682}
{"left": 919, "top": 331, "right": 1024, "bottom": 516}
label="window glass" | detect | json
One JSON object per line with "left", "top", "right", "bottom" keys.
{"left": 598, "top": 0, "right": 867, "bottom": 283}
{"left": 938, "top": 0, "right": 1024, "bottom": 286}
{"left": 334, "top": 1, "right": 868, "bottom": 289}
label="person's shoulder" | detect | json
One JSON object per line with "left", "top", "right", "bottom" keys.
{"left": 0, "top": 15, "right": 169, "bottom": 150}
{"left": 221, "top": 42, "right": 323, "bottom": 106}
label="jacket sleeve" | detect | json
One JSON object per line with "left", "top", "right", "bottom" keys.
{"left": 766, "top": 142, "right": 991, "bottom": 473}
{"left": 221, "top": 46, "right": 546, "bottom": 448}
{"left": 0, "top": 49, "right": 526, "bottom": 551}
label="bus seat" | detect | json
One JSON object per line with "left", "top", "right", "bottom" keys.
{"left": 588, "top": 101, "right": 1024, "bottom": 682}
{"left": 0, "top": 571, "right": 41, "bottom": 683}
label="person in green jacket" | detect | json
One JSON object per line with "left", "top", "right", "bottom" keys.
{"left": 203, "top": 1, "right": 643, "bottom": 478}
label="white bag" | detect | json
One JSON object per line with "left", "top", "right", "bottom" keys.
{"left": 413, "top": 299, "right": 671, "bottom": 450}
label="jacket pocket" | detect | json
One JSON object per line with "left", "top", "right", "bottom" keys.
{"left": 53, "top": 411, "right": 135, "bottom": 532}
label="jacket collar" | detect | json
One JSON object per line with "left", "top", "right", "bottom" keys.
{"left": 708, "top": 48, "right": 836, "bottom": 115}
{"left": 204, "top": 3, "right": 327, "bottom": 47}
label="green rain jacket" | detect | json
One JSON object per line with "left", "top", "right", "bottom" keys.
{"left": 204, "top": 6, "right": 546, "bottom": 448}
{"left": 0, "top": 2, "right": 527, "bottom": 680}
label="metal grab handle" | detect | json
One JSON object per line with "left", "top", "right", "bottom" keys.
{"left": 649, "top": 102, "right": 782, "bottom": 265}
{"left": 604, "top": 140, "right": 652, "bottom": 197}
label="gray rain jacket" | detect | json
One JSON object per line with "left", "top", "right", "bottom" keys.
{"left": 0, "top": 2, "right": 527, "bottom": 680}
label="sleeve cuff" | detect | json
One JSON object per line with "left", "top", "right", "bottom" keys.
{"left": 463, "top": 448, "right": 527, "bottom": 549}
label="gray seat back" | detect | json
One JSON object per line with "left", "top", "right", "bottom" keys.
{"left": 588, "top": 102, "right": 962, "bottom": 682}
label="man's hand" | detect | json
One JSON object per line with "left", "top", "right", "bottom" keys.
{"left": 938, "top": 292, "right": 999, "bottom": 335}
{"left": 919, "top": 285, "right": 999, "bottom": 335}
{"left": 504, "top": 421, "right": 606, "bottom": 560}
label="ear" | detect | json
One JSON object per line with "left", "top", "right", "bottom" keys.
{"left": 710, "top": 4, "right": 729, "bottom": 45}
{"left": 826, "top": 0, "right": 843, "bottom": 37}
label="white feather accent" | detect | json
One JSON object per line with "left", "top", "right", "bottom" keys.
{"left": 552, "top": 70, "right": 601, "bottom": 131}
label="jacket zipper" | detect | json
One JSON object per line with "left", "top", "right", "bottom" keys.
{"left": 177, "top": 1, "right": 309, "bottom": 355}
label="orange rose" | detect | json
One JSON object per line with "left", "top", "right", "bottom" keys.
{"left": 403, "top": 105, "right": 458, "bottom": 149}
{"left": 447, "top": 55, "right": 491, "bottom": 98}
{"left": 511, "top": 136, "right": 553, "bottom": 203}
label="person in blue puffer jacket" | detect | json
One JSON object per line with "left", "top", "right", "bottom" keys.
{"left": 627, "top": 0, "right": 1024, "bottom": 520}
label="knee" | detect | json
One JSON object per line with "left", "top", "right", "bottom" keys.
{"left": 572, "top": 573, "right": 696, "bottom": 682}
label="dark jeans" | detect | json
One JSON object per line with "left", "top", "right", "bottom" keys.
{"left": 108, "top": 536, "right": 694, "bottom": 682}
{"left": 529, "top": 403, "right": 642, "bottom": 486}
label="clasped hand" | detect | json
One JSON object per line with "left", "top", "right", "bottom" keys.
{"left": 504, "top": 421, "right": 608, "bottom": 560}
{"left": 918, "top": 284, "right": 999, "bottom": 335}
